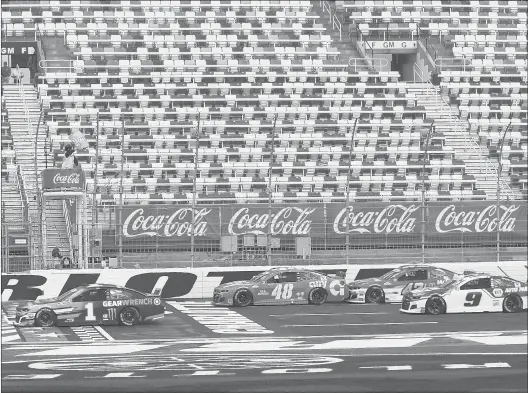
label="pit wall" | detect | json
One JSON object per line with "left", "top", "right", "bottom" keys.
{"left": 2, "top": 261, "right": 526, "bottom": 301}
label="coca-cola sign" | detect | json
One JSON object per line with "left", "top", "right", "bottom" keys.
{"left": 435, "top": 204, "right": 521, "bottom": 233}
{"left": 122, "top": 207, "right": 218, "bottom": 238}
{"left": 41, "top": 168, "right": 85, "bottom": 191}
{"left": 333, "top": 204, "right": 419, "bottom": 234}
{"left": 227, "top": 207, "right": 317, "bottom": 236}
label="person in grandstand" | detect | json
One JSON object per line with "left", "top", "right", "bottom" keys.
{"left": 1, "top": 62, "right": 11, "bottom": 85}
{"left": 61, "top": 144, "right": 79, "bottom": 169}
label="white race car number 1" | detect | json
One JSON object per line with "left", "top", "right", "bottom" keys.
{"left": 272, "top": 284, "right": 293, "bottom": 300}
{"left": 85, "top": 302, "right": 96, "bottom": 321}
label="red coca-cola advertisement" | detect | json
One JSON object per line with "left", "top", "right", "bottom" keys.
{"left": 116, "top": 202, "right": 527, "bottom": 246}
{"left": 221, "top": 205, "right": 324, "bottom": 237}
{"left": 41, "top": 168, "right": 85, "bottom": 191}
{"left": 121, "top": 206, "right": 220, "bottom": 239}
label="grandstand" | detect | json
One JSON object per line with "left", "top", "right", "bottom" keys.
{"left": 1, "top": 0, "right": 526, "bottom": 272}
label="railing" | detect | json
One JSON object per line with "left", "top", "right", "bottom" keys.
{"left": 38, "top": 59, "right": 75, "bottom": 73}
{"left": 16, "top": 165, "right": 37, "bottom": 270}
{"left": 419, "top": 81, "right": 516, "bottom": 200}
{"left": 435, "top": 57, "right": 472, "bottom": 72}
{"left": 63, "top": 200, "right": 75, "bottom": 264}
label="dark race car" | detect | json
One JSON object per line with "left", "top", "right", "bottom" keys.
{"left": 14, "top": 284, "right": 165, "bottom": 327}
{"left": 346, "top": 264, "right": 460, "bottom": 304}
{"left": 213, "top": 267, "right": 349, "bottom": 307}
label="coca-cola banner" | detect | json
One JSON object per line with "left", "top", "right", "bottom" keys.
{"left": 329, "top": 203, "right": 421, "bottom": 235}
{"left": 118, "top": 202, "right": 527, "bottom": 243}
{"left": 221, "top": 205, "right": 324, "bottom": 237}
{"left": 122, "top": 206, "right": 220, "bottom": 238}
{"left": 41, "top": 168, "right": 86, "bottom": 191}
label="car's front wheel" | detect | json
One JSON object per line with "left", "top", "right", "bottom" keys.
{"left": 119, "top": 307, "right": 140, "bottom": 326}
{"left": 425, "top": 296, "right": 446, "bottom": 315}
{"left": 35, "top": 308, "right": 56, "bottom": 327}
{"left": 308, "top": 288, "right": 328, "bottom": 305}
{"left": 233, "top": 289, "right": 253, "bottom": 307}
{"left": 503, "top": 295, "right": 523, "bottom": 313}
{"left": 365, "top": 286, "right": 385, "bottom": 304}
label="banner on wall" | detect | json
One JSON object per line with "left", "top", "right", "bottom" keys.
{"left": 41, "top": 168, "right": 86, "bottom": 191}
{"left": 118, "top": 202, "right": 527, "bottom": 242}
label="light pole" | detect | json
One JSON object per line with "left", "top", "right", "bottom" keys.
{"left": 421, "top": 122, "right": 434, "bottom": 264}
{"left": 190, "top": 116, "right": 201, "bottom": 268}
{"left": 345, "top": 118, "right": 358, "bottom": 265}
{"left": 496, "top": 122, "right": 512, "bottom": 263}
{"left": 267, "top": 115, "right": 278, "bottom": 267}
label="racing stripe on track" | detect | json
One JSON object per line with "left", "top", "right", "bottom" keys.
{"left": 166, "top": 301, "right": 274, "bottom": 335}
{"left": 1, "top": 310, "right": 23, "bottom": 343}
{"left": 70, "top": 326, "right": 109, "bottom": 341}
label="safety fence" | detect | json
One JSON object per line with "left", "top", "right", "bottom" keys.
{"left": 2, "top": 199, "right": 527, "bottom": 273}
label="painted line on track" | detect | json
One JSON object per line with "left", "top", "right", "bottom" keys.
{"left": 282, "top": 322, "right": 439, "bottom": 327}
{"left": 93, "top": 326, "right": 114, "bottom": 341}
{"left": 3, "top": 329, "right": 526, "bottom": 346}
{"left": 269, "top": 312, "right": 390, "bottom": 317}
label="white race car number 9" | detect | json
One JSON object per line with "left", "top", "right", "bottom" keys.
{"left": 272, "top": 284, "right": 293, "bottom": 300}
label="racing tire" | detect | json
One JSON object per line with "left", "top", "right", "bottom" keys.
{"left": 35, "top": 308, "right": 57, "bottom": 327}
{"left": 365, "top": 286, "right": 385, "bottom": 304}
{"left": 233, "top": 289, "right": 253, "bottom": 307}
{"left": 118, "top": 307, "right": 140, "bottom": 326}
{"left": 425, "top": 296, "right": 446, "bottom": 315}
{"left": 308, "top": 288, "right": 327, "bottom": 305}
{"left": 503, "top": 295, "right": 523, "bottom": 313}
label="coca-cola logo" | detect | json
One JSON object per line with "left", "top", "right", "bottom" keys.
{"left": 333, "top": 205, "right": 419, "bottom": 234}
{"left": 435, "top": 204, "right": 519, "bottom": 233}
{"left": 122, "top": 208, "right": 212, "bottom": 238}
{"left": 228, "top": 207, "right": 316, "bottom": 236}
{"left": 53, "top": 173, "right": 81, "bottom": 184}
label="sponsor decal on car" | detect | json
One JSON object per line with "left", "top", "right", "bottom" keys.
{"left": 258, "top": 290, "right": 269, "bottom": 296}
{"left": 492, "top": 288, "right": 504, "bottom": 297}
{"left": 102, "top": 298, "right": 154, "bottom": 307}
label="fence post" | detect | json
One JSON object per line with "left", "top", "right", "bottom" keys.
{"left": 421, "top": 122, "right": 434, "bottom": 264}
{"left": 496, "top": 122, "right": 511, "bottom": 263}
{"left": 191, "top": 117, "right": 201, "bottom": 268}
{"left": 345, "top": 118, "right": 358, "bottom": 265}
{"left": 92, "top": 112, "right": 100, "bottom": 261}
{"left": 267, "top": 115, "right": 278, "bottom": 267}
{"left": 118, "top": 118, "right": 125, "bottom": 267}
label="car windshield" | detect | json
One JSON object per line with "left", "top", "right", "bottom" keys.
{"left": 250, "top": 272, "right": 271, "bottom": 282}
{"left": 56, "top": 287, "right": 84, "bottom": 302}
{"left": 381, "top": 269, "right": 402, "bottom": 279}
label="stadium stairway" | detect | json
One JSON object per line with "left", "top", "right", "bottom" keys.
{"left": 1, "top": 84, "right": 68, "bottom": 266}
{"left": 1, "top": 166, "right": 25, "bottom": 232}
{"left": 407, "top": 83, "right": 516, "bottom": 200}
{"left": 310, "top": 0, "right": 368, "bottom": 71}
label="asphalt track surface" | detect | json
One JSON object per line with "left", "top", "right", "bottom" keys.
{"left": 2, "top": 300, "right": 527, "bottom": 393}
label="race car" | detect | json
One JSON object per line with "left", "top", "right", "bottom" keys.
{"left": 14, "top": 284, "right": 165, "bottom": 327}
{"left": 213, "top": 267, "right": 349, "bottom": 307}
{"left": 400, "top": 274, "right": 528, "bottom": 315}
{"left": 346, "top": 265, "right": 458, "bottom": 304}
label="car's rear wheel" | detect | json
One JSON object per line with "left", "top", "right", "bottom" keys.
{"left": 119, "top": 307, "right": 140, "bottom": 326}
{"left": 35, "top": 308, "right": 56, "bottom": 327}
{"left": 308, "top": 288, "right": 327, "bottom": 305}
{"left": 233, "top": 289, "right": 253, "bottom": 307}
{"left": 365, "top": 286, "right": 385, "bottom": 304}
{"left": 503, "top": 295, "right": 523, "bottom": 313}
{"left": 425, "top": 296, "right": 446, "bottom": 315}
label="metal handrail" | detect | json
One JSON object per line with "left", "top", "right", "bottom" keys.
{"left": 420, "top": 82, "right": 516, "bottom": 199}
